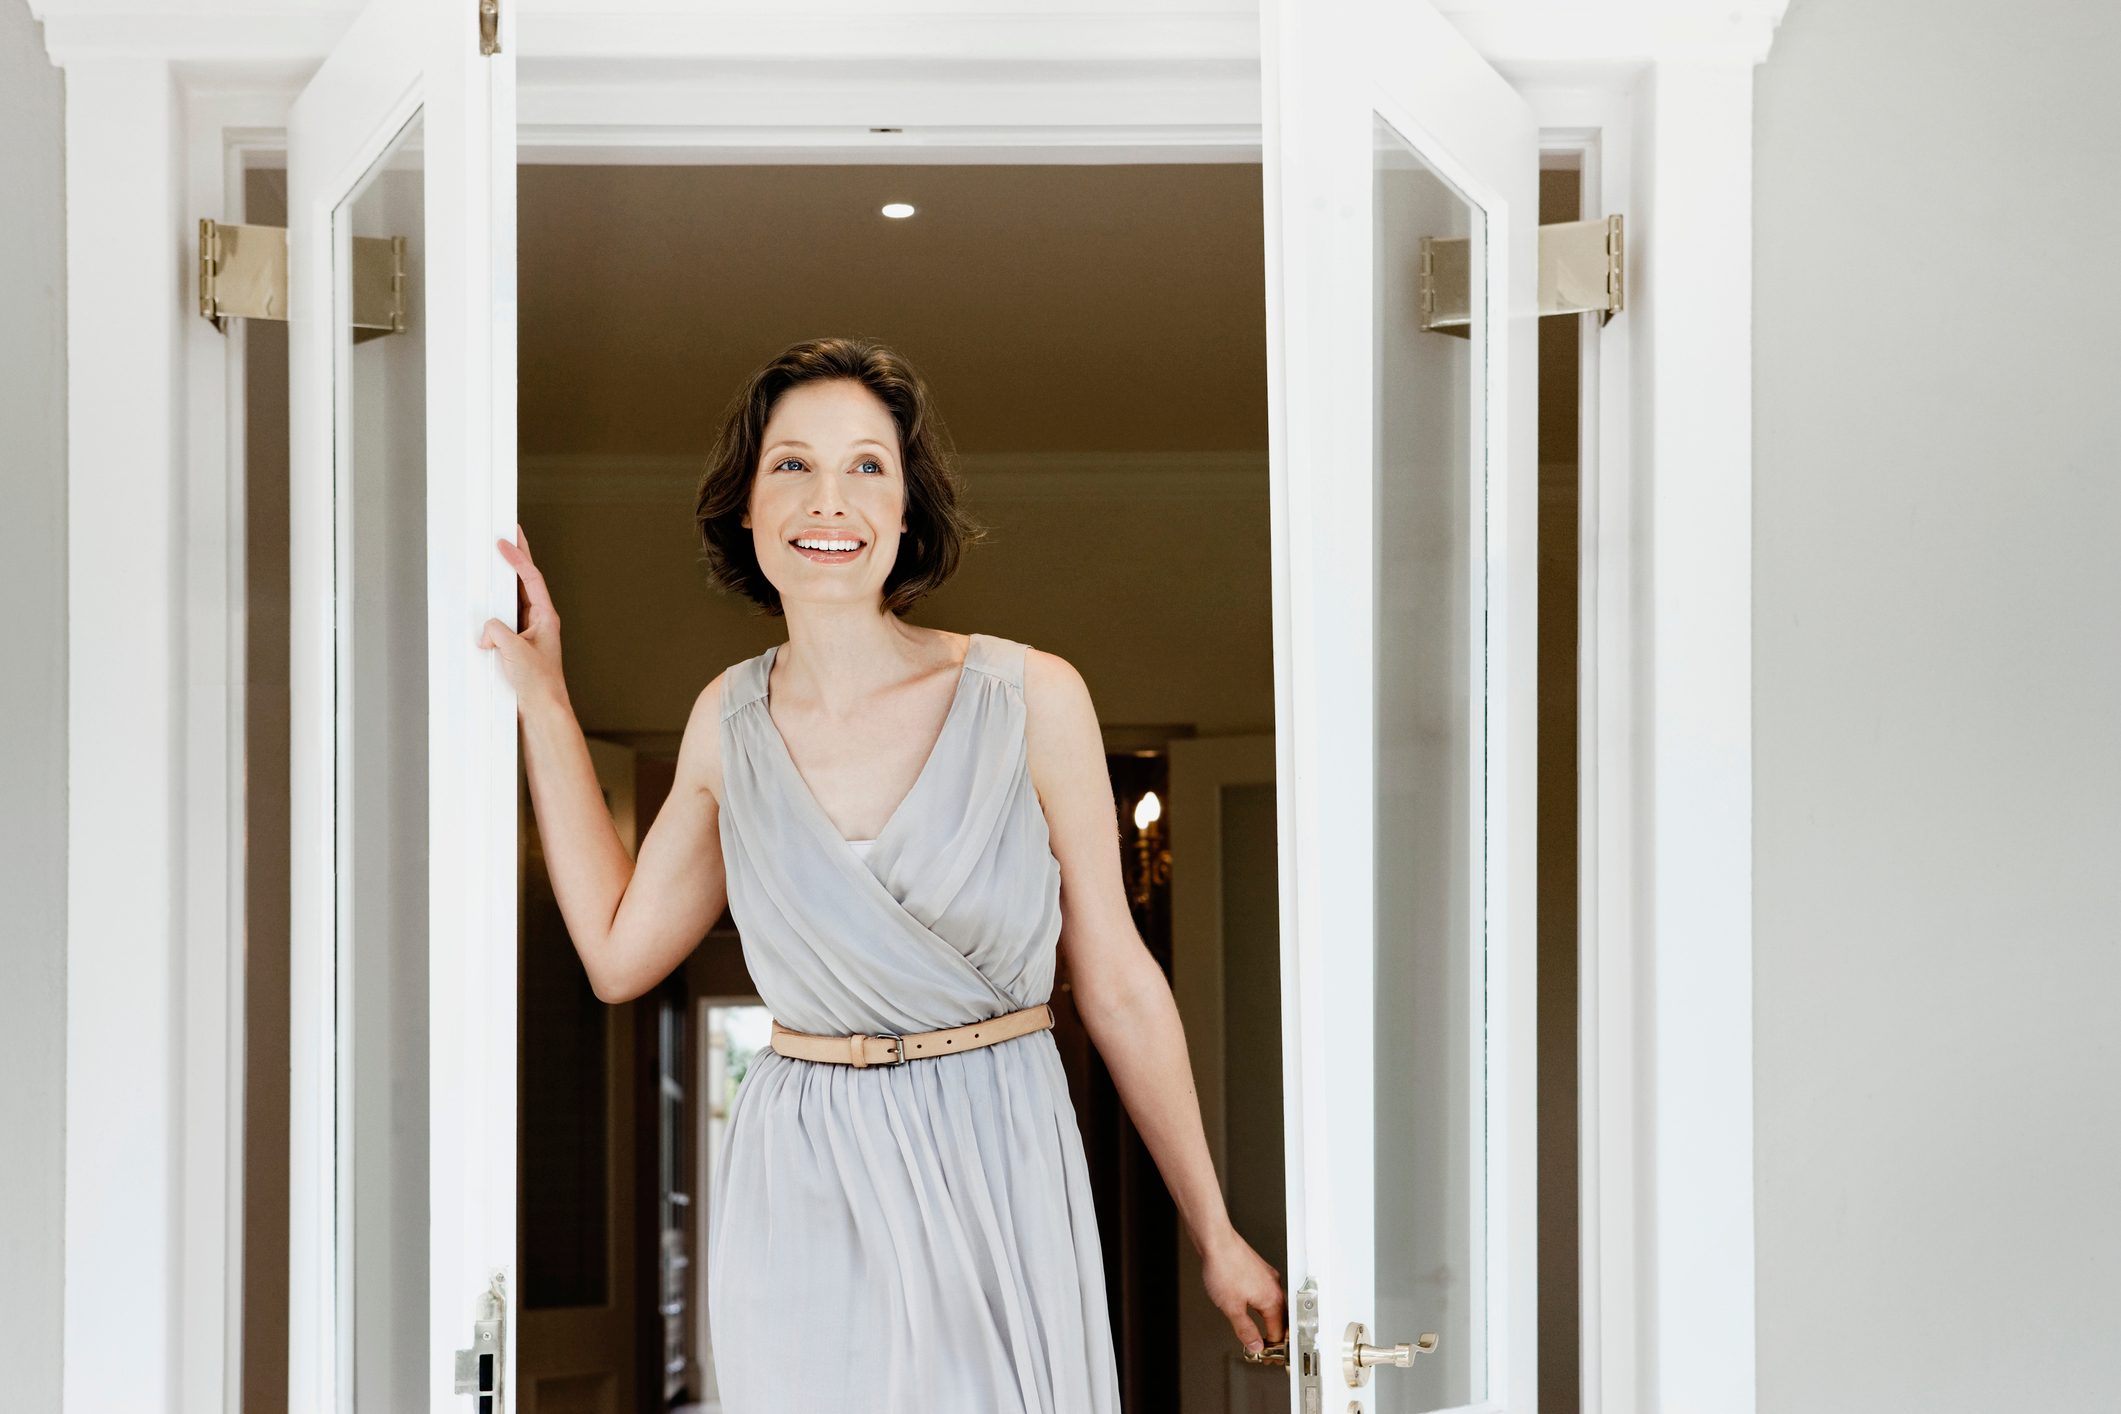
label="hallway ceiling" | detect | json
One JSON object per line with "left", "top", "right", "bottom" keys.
{"left": 518, "top": 162, "right": 1269, "bottom": 458}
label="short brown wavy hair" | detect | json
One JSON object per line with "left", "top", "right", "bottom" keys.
{"left": 694, "top": 336, "right": 987, "bottom": 617}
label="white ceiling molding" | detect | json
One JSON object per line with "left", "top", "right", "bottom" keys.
{"left": 27, "top": 4, "right": 1254, "bottom": 67}
{"left": 30, "top": 0, "right": 1791, "bottom": 70}
{"left": 520, "top": 448, "right": 1269, "bottom": 507}
{"left": 514, "top": 65, "right": 1263, "bottom": 148}
{"left": 1447, "top": 3, "right": 1789, "bottom": 69}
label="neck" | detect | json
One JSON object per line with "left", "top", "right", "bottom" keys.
{"left": 774, "top": 604, "right": 940, "bottom": 713}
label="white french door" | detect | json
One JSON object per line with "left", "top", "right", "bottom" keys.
{"left": 1260, "top": 0, "right": 1540, "bottom": 1409}
{"left": 286, "top": 0, "right": 519, "bottom": 1409}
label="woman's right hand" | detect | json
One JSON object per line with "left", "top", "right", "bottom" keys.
{"left": 479, "top": 523, "right": 567, "bottom": 710}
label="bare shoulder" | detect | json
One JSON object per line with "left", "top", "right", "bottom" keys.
{"left": 1021, "top": 645, "right": 1093, "bottom": 724}
{"left": 1021, "top": 646, "right": 1102, "bottom": 790}
{"left": 1020, "top": 647, "right": 1115, "bottom": 837}
{"left": 675, "top": 668, "right": 730, "bottom": 804}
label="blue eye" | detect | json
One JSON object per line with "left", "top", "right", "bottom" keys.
{"left": 773, "top": 456, "right": 883, "bottom": 474}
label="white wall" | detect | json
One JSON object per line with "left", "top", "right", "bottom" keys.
{"left": 1754, "top": 1, "right": 2121, "bottom": 1409}
{"left": 0, "top": 0, "right": 67, "bottom": 1407}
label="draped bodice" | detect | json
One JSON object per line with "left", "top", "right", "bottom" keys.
{"left": 715, "top": 632, "right": 1064, "bottom": 1036}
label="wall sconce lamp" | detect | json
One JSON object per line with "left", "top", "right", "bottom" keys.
{"left": 1127, "top": 789, "right": 1173, "bottom": 913}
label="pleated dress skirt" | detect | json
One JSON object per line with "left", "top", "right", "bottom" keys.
{"left": 704, "top": 632, "right": 1123, "bottom": 1412}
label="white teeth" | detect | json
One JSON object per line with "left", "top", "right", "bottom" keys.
{"left": 794, "top": 537, "right": 862, "bottom": 551}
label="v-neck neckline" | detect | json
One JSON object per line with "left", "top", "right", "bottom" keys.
{"left": 757, "top": 633, "right": 982, "bottom": 850}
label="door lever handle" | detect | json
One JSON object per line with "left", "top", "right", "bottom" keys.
{"left": 1343, "top": 1322, "right": 1437, "bottom": 1386}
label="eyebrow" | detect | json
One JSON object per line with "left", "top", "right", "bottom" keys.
{"left": 766, "top": 439, "right": 894, "bottom": 455}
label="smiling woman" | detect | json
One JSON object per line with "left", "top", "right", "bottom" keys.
{"left": 691, "top": 336, "right": 989, "bottom": 618}
{"left": 480, "top": 333, "right": 1285, "bottom": 1411}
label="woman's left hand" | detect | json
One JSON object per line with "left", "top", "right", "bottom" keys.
{"left": 1199, "top": 1226, "right": 1287, "bottom": 1358}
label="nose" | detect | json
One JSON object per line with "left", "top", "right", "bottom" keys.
{"left": 808, "top": 475, "right": 852, "bottom": 518}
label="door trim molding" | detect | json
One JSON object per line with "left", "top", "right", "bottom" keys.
{"left": 46, "top": 10, "right": 1781, "bottom": 1412}
{"left": 1527, "top": 70, "right": 1763, "bottom": 1414}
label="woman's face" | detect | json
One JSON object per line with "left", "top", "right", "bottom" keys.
{"left": 742, "top": 378, "right": 910, "bottom": 611}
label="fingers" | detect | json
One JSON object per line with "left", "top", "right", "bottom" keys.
{"left": 1261, "top": 1258, "right": 1286, "bottom": 1333}
{"left": 496, "top": 532, "right": 558, "bottom": 622}
{"left": 1222, "top": 1271, "right": 1290, "bottom": 1352}
{"left": 1235, "top": 1284, "right": 1286, "bottom": 1346}
{"left": 478, "top": 617, "right": 519, "bottom": 652}
{"left": 512, "top": 526, "right": 533, "bottom": 624}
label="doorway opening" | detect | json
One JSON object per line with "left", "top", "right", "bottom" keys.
{"left": 505, "top": 157, "right": 1276, "bottom": 1414}
{"left": 232, "top": 141, "right": 1605, "bottom": 1414}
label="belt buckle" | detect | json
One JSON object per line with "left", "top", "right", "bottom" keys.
{"left": 875, "top": 1032, "right": 906, "bottom": 1066}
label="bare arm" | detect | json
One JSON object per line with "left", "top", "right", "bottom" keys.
{"left": 481, "top": 528, "right": 729, "bottom": 1003}
{"left": 1023, "top": 647, "right": 1287, "bottom": 1357}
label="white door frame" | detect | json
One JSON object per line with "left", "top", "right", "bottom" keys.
{"left": 41, "top": 6, "right": 1780, "bottom": 1413}
{"left": 283, "top": 2, "right": 520, "bottom": 1407}
{"left": 1266, "top": 0, "right": 1545, "bottom": 1400}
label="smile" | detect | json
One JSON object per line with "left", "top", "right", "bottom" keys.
{"left": 791, "top": 535, "right": 865, "bottom": 562}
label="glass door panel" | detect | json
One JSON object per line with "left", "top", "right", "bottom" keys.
{"left": 336, "top": 111, "right": 428, "bottom": 1413}
{"left": 1373, "top": 110, "right": 1488, "bottom": 1414}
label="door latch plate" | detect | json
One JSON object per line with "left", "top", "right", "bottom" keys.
{"left": 453, "top": 1271, "right": 508, "bottom": 1411}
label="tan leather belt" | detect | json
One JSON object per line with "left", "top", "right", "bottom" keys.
{"left": 769, "top": 1002, "right": 1056, "bottom": 1069}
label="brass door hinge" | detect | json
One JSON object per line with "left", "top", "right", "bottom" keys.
{"left": 480, "top": 0, "right": 500, "bottom": 55}
{"left": 1419, "top": 212, "right": 1625, "bottom": 337}
{"left": 197, "top": 219, "right": 406, "bottom": 340}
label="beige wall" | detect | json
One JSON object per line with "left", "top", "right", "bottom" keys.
{"left": 1754, "top": 1, "right": 2121, "bottom": 1408}
{"left": 1535, "top": 165, "right": 1583, "bottom": 1414}
{"left": 517, "top": 163, "right": 1269, "bottom": 458}
{"left": 242, "top": 166, "right": 293, "bottom": 1414}
{"left": 0, "top": 1, "right": 67, "bottom": 1407}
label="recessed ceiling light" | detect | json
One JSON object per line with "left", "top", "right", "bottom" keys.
{"left": 881, "top": 202, "right": 916, "bottom": 219}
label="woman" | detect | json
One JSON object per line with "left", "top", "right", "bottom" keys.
{"left": 480, "top": 336, "right": 1284, "bottom": 1409}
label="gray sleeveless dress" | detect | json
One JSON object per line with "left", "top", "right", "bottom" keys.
{"left": 705, "top": 632, "right": 1122, "bottom": 1412}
